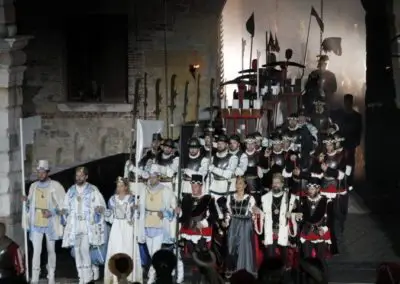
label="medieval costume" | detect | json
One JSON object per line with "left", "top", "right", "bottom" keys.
{"left": 62, "top": 167, "right": 107, "bottom": 284}
{"left": 242, "top": 135, "right": 263, "bottom": 204}
{"left": 208, "top": 134, "right": 239, "bottom": 199}
{"left": 104, "top": 177, "right": 141, "bottom": 284}
{"left": 263, "top": 134, "right": 286, "bottom": 189}
{"left": 200, "top": 127, "right": 216, "bottom": 157}
{"left": 296, "top": 177, "right": 334, "bottom": 264}
{"left": 154, "top": 139, "right": 179, "bottom": 194}
{"left": 178, "top": 174, "right": 220, "bottom": 280}
{"left": 23, "top": 160, "right": 65, "bottom": 284}
{"left": 225, "top": 177, "right": 261, "bottom": 277}
{"left": 317, "top": 135, "right": 350, "bottom": 246}
{"left": 125, "top": 133, "right": 161, "bottom": 194}
{"left": 310, "top": 99, "right": 339, "bottom": 146}
{"left": 137, "top": 165, "right": 182, "bottom": 284}
{"left": 181, "top": 137, "right": 209, "bottom": 196}
{"left": 261, "top": 173, "right": 297, "bottom": 268}
{"left": 229, "top": 134, "right": 248, "bottom": 178}
{"left": 0, "top": 225, "right": 25, "bottom": 283}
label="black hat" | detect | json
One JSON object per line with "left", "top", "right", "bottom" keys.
{"left": 244, "top": 134, "right": 256, "bottom": 144}
{"left": 203, "top": 127, "right": 214, "bottom": 136}
{"left": 270, "top": 134, "right": 282, "bottom": 144}
{"left": 188, "top": 137, "right": 201, "bottom": 148}
{"left": 306, "top": 177, "right": 321, "bottom": 188}
{"left": 229, "top": 134, "right": 240, "bottom": 142}
{"left": 288, "top": 113, "right": 298, "bottom": 119}
{"left": 163, "top": 139, "right": 175, "bottom": 148}
{"left": 152, "top": 249, "right": 176, "bottom": 273}
{"left": 152, "top": 133, "right": 162, "bottom": 141}
{"left": 191, "top": 174, "right": 203, "bottom": 185}
{"left": 216, "top": 134, "right": 229, "bottom": 143}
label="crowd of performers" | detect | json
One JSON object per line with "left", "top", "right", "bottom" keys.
{"left": 21, "top": 97, "right": 354, "bottom": 284}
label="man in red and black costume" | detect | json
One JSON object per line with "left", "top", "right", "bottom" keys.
{"left": 177, "top": 174, "right": 221, "bottom": 275}
{"left": 0, "top": 223, "right": 25, "bottom": 283}
{"left": 294, "top": 177, "right": 335, "bottom": 275}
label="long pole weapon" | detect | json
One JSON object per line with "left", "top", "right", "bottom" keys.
{"left": 130, "top": 78, "right": 142, "bottom": 162}
{"left": 319, "top": 0, "right": 324, "bottom": 56}
{"left": 207, "top": 78, "right": 215, "bottom": 191}
{"left": 170, "top": 74, "right": 178, "bottom": 138}
{"left": 19, "top": 118, "right": 29, "bottom": 283}
{"left": 155, "top": 78, "right": 162, "bottom": 120}
{"left": 143, "top": 73, "right": 148, "bottom": 120}
{"left": 163, "top": 0, "right": 170, "bottom": 138}
{"left": 175, "top": 125, "right": 184, "bottom": 283}
{"left": 241, "top": 38, "right": 246, "bottom": 71}
{"left": 194, "top": 74, "right": 201, "bottom": 137}
{"left": 182, "top": 81, "right": 189, "bottom": 125}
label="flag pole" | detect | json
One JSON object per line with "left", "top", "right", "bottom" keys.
{"left": 241, "top": 38, "right": 246, "bottom": 71}
{"left": 19, "top": 118, "right": 29, "bottom": 283}
{"left": 132, "top": 119, "right": 139, "bottom": 282}
{"left": 303, "top": 12, "right": 312, "bottom": 66}
{"left": 249, "top": 36, "right": 254, "bottom": 68}
{"left": 319, "top": 0, "right": 324, "bottom": 55}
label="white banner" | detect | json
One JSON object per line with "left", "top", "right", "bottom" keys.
{"left": 135, "top": 119, "right": 164, "bottom": 164}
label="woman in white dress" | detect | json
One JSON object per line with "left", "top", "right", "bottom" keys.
{"left": 104, "top": 177, "right": 137, "bottom": 283}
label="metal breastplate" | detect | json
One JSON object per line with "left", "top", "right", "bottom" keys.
{"left": 212, "top": 153, "right": 232, "bottom": 180}
{"left": 246, "top": 152, "right": 259, "bottom": 167}
{"left": 213, "top": 153, "right": 231, "bottom": 169}
{"left": 157, "top": 153, "right": 176, "bottom": 166}
{"left": 325, "top": 153, "right": 340, "bottom": 170}
{"left": 184, "top": 155, "right": 203, "bottom": 171}
{"left": 272, "top": 152, "right": 285, "bottom": 167}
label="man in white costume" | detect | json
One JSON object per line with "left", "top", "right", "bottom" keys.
{"left": 181, "top": 137, "right": 209, "bottom": 196}
{"left": 208, "top": 134, "right": 239, "bottom": 199}
{"left": 23, "top": 160, "right": 65, "bottom": 284}
{"left": 61, "top": 167, "right": 107, "bottom": 284}
{"left": 137, "top": 164, "right": 183, "bottom": 284}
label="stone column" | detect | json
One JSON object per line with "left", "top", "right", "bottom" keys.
{"left": 0, "top": 0, "right": 31, "bottom": 246}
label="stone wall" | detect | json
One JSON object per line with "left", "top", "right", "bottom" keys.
{"left": 17, "top": 0, "right": 225, "bottom": 175}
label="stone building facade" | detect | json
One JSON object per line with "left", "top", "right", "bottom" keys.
{"left": 0, "top": 0, "right": 225, "bottom": 244}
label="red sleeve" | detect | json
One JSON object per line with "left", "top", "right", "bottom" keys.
{"left": 8, "top": 242, "right": 24, "bottom": 275}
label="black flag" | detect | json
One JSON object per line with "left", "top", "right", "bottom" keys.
{"left": 246, "top": 13, "right": 255, "bottom": 37}
{"left": 322, "top": 37, "right": 342, "bottom": 56}
{"left": 268, "top": 31, "right": 274, "bottom": 51}
{"left": 311, "top": 6, "right": 324, "bottom": 32}
{"left": 274, "top": 34, "right": 280, "bottom": 52}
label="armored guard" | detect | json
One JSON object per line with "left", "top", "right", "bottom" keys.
{"left": 261, "top": 173, "right": 297, "bottom": 268}
{"left": 243, "top": 135, "right": 263, "bottom": 203}
{"left": 295, "top": 177, "right": 335, "bottom": 262}
{"left": 178, "top": 175, "right": 220, "bottom": 258}
{"left": 125, "top": 133, "right": 161, "bottom": 194}
{"left": 155, "top": 138, "right": 180, "bottom": 193}
{"left": 229, "top": 134, "right": 248, "bottom": 177}
{"left": 310, "top": 99, "right": 339, "bottom": 145}
{"left": 0, "top": 223, "right": 25, "bottom": 283}
{"left": 318, "top": 135, "right": 350, "bottom": 246}
{"left": 208, "top": 134, "right": 239, "bottom": 199}
{"left": 181, "top": 137, "right": 209, "bottom": 196}
{"left": 263, "top": 134, "right": 286, "bottom": 189}
{"left": 200, "top": 127, "right": 216, "bottom": 157}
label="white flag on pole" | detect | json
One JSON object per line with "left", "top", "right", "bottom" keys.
{"left": 135, "top": 119, "right": 164, "bottom": 164}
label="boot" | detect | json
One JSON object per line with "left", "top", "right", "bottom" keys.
{"left": 176, "top": 259, "right": 184, "bottom": 283}
{"left": 92, "top": 265, "right": 99, "bottom": 281}
{"left": 31, "top": 269, "right": 40, "bottom": 284}
{"left": 47, "top": 269, "right": 55, "bottom": 284}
